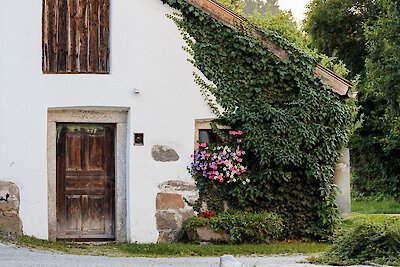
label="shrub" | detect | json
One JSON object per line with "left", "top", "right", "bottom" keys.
{"left": 313, "top": 217, "right": 400, "bottom": 266}
{"left": 183, "top": 211, "right": 283, "bottom": 244}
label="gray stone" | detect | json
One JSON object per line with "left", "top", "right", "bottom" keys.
{"left": 0, "top": 212, "right": 22, "bottom": 235}
{"left": 158, "top": 180, "right": 197, "bottom": 192}
{"left": 181, "top": 209, "right": 196, "bottom": 222}
{"left": 151, "top": 145, "right": 179, "bottom": 162}
{"left": 220, "top": 255, "right": 246, "bottom": 267}
{"left": 155, "top": 211, "right": 178, "bottom": 230}
{"left": 0, "top": 181, "right": 22, "bottom": 235}
{"left": 157, "top": 230, "right": 179, "bottom": 243}
{"left": 0, "top": 181, "right": 19, "bottom": 212}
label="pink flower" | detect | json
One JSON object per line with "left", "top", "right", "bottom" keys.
{"left": 237, "top": 158, "right": 243, "bottom": 162}
{"left": 200, "top": 143, "right": 207, "bottom": 147}
{"left": 237, "top": 139, "right": 242, "bottom": 143}
{"left": 237, "top": 131, "right": 243, "bottom": 135}
{"left": 229, "top": 131, "right": 236, "bottom": 135}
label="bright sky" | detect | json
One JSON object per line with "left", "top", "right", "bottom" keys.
{"left": 278, "top": 0, "right": 311, "bottom": 23}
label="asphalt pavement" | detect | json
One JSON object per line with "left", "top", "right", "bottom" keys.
{"left": 0, "top": 242, "right": 372, "bottom": 267}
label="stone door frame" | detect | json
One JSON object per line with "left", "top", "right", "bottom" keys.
{"left": 47, "top": 107, "right": 129, "bottom": 242}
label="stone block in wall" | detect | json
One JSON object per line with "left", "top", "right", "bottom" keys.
{"left": 0, "top": 180, "right": 22, "bottom": 235}
{"left": 151, "top": 145, "right": 179, "bottom": 162}
{"left": 181, "top": 209, "right": 196, "bottom": 222}
{"left": 158, "top": 180, "right": 199, "bottom": 205}
{"left": 156, "top": 180, "right": 199, "bottom": 243}
{"left": 157, "top": 230, "right": 178, "bottom": 243}
{"left": 156, "top": 211, "right": 179, "bottom": 231}
{"left": 158, "top": 180, "right": 197, "bottom": 192}
{"left": 156, "top": 193, "right": 185, "bottom": 210}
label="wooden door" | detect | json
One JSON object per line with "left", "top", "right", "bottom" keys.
{"left": 56, "top": 123, "right": 115, "bottom": 240}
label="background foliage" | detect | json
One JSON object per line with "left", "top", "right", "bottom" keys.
{"left": 162, "top": 0, "right": 355, "bottom": 238}
{"left": 303, "top": 0, "right": 381, "bottom": 77}
{"left": 305, "top": 0, "right": 400, "bottom": 200}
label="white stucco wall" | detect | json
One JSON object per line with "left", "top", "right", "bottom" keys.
{"left": 0, "top": 0, "right": 214, "bottom": 242}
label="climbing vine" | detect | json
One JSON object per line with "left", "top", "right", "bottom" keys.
{"left": 161, "top": 0, "right": 356, "bottom": 238}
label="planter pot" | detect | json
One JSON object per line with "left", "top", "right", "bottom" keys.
{"left": 187, "top": 225, "right": 229, "bottom": 242}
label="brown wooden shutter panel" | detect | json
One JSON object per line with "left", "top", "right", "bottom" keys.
{"left": 42, "top": 0, "right": 110, "bottom": 74}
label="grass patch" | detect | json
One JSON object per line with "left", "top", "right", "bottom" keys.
{"left": 340, "top": 213, "right": 400, "bottom": 231}
{"left": 118, "top": 241, "right": 330, "bottom": 257}
{"left": 352, "top": 197, "right": 400, "bottom": 214}
{"left": 0, "top": 234, "right": 330, "bottom": 258}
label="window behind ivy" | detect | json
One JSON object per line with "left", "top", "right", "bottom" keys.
{"left": 198, "top": 129, "right": 229, "bottom": 144}
{"left": 42, "top": 0, "right": 110, "bottom": 74}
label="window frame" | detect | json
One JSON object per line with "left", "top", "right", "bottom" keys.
{"left": 194, "top": 119, "right": 231, "bottom": 147}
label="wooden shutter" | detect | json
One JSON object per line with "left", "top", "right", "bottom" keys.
{"left": 42, "top": 0, "right": 110, "bottom": 74}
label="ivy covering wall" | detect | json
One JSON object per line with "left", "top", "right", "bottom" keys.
{"left": 161, "top": 0, "right": 356, "bottom": 238}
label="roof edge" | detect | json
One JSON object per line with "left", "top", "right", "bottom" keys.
{"left": 186, "top": 0, "right": 353, "bottom": 96}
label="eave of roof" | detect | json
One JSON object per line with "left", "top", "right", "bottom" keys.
{"left": 186, "top": 0, "right": 353, "bottom": 96}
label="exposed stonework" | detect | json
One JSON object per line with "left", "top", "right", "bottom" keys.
{"left": 151, "top": 145, "right": 180, "bottom": 162}
{"left": 187, "top": 225, "right": 229, "bottom": 242}
{"left": 158, "top": 180, "right": 197, "bottom": 192}
{"left": 156, "top": 193, "right": 185, "bottom": 210}
{"left": 0, "top": 180, "right": 22, "bottom": 235}
{"left": 157, "top": 230, "right": 177, "bottom": 243}
{"left": 155, "top": 180, "right": 198, "bottom": 243}
{"left": 181, "top": 209, "right": 196, "bottom": 222}
{"left": 158, "top": 180, "right": 199, "bottom": 204}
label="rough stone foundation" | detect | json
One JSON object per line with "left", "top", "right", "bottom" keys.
{"left": 0, "top": 180, "right": 22, "bottom": 235}
{"left": 155, "top": 180, "right": 198, "bottom": 243}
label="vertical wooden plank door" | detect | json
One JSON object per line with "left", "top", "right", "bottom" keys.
{"left": 56, "top": 123, "right": 115, "bottom": 240}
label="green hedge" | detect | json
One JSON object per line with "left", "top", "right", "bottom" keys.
{"left": 183, "top": 211, "right": 283, "bottom": 244}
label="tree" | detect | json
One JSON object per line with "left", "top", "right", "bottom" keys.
{"left": 304, "top": 0, "right": 400, "bottom": 199}
{"left": 217, "top": 0, "right": 307, "bottom": 50}
{"left": 303, "top": 0, "right": 381, "bottom": 77}
{"left": 352, "top": 0, "right": 400, "bottom": 198}
{"left": 243, "top": 0, "right": 280, "bottom": 16}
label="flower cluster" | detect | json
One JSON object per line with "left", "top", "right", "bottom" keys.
{"left": 198, "top": 210, "right": 217, "bottom": 219}
{"left": 190, "top": 131, "right": 248, "bottom": 184}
